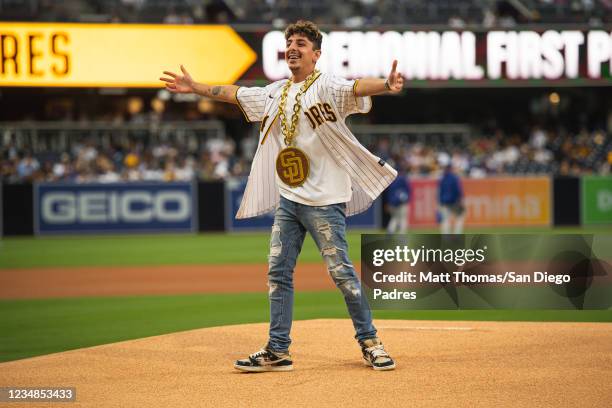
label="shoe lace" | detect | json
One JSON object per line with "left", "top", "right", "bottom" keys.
{"left": 367, "top": 344, "right": 389, "bottom": 359}
{"left": 250, "top": 349, "right": 268, "bottom": 359}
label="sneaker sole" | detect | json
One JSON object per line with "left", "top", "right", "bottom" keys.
{"left": 363, "top": 359, "right": 396, "bottom": 371}
{"left": 234, "top": 364, "right": 294, "bottom": 373}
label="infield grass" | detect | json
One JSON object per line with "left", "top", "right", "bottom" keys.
{"left": 2, "top": 226, "right": 611, "bottom": 269}
{"left": 1, "top": 291, "right": 611, "bottom": 363}
{"left": 2, "top": 227, "right": 611, "bottom": 363}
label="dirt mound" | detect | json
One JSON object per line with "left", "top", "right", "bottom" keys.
{"left": 1, "top": 319, "right": 611, "bottom": 407}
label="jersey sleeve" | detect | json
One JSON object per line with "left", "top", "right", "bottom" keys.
{"left": 326, "top": 75, "right": 372, "bottom": 118}
{"left": 235, "top": 86, "right": 268, "bottom": 122}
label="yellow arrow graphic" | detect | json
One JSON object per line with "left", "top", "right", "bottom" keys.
{"left": 0, "top": 23, "right": 257, "bottom": 87}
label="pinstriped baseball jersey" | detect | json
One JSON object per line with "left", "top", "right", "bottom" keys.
{"left": 235, "top": 72, "right": 398, "bottom": 219}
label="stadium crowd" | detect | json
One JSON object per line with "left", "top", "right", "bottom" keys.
{"left": 371, "top": 127, "right": 612, "bottom": 178}
{"left": 2, "top": 125, "right": 610, "bottom": 183}
{"left": 2, "top": 0, "right": 610, "bottom": 26}
{"left": 1, "top": 1, "right": 610, "bottom": 183}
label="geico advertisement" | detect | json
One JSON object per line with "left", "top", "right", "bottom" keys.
{"left": 35, "top": 182, "right": 195, "bottom": 234}
{"left": 262, "top": 29, "right": 612, "bottom": 83}
{"left": 409, "top": 177, "right": 551, "bottom": 227}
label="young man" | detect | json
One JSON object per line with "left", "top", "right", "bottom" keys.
{"left": 160, "top": 20, "right": 403, "bottom": 372}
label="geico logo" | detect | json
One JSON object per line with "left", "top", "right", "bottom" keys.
{"left": 41, "top": 191, "right": 190, "bottom": 224}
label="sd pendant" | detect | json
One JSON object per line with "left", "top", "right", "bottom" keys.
{"left": 276, "top": 147, "right": 310, "bottom": 187}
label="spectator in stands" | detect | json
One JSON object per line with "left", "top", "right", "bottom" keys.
{"left": 52, "top": 153, "right": 73, "bottom": 181}
{"left": 163, "top": 160, "right": 177, "bottom": 181}
{"left": 175, "top": 156, "right": 196, "bottom": 181}
{"left": 164, "top": 7, "right": 182, "bottom": 24}
{"left": 198, "top": 151, "right": 216, "bottom": 180}
{"left": 482, "top": 8, "right": 497, "bottom": 27}
{"left": 2, "top": 124, "right": 610, "bottom": 183}
{"left": 17, "top": 153, "right": 40, "bottom": 182}
{"left": 1, "top": 158, "right": 18, "bottom": 183}
{"left": 448, "top": 15, "right": 466, "bottom": 28}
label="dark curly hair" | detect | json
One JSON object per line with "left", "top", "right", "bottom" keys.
{"left": 284, "top": 20, "right": 323, "bottom": 50}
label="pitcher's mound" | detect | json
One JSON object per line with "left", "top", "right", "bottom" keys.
{"left": 1, "top": 319, "right": 611, "bottom": 407}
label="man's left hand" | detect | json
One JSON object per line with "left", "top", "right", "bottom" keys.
{"left": 386, "top": 60, "right": 404, "bottom": 93}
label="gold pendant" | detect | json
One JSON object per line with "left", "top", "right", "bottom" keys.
{"left": 276, "top": 147, "right": 310, "bottom": 187}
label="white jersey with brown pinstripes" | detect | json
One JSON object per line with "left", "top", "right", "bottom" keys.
{"left": 234, "top": 72, "right": 397, "bottom": 219}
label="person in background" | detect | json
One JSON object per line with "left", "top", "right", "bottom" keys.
{"left": 16, "top": 152, "right": 40, "bottom": 182}
{"left": 438, "top": 158, "right": 465, "bottom": 234}
{"left": 385, "top": 162, "right": 411, "bottom": 234}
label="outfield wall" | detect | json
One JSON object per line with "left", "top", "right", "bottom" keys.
{"left": 1, "top": 176, "right": 611, "bottom": 236}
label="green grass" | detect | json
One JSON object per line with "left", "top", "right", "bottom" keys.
{"left": 1, "top": 291, "right": 610, "bottom": 363}
{"left": 2, "top": 226, "right": 611, "bottom": 269}
{"left": 1, "top": 227, "right": 611, "bottom": 363}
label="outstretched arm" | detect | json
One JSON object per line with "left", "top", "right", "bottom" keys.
{"left": 354, "top": 60, "right": 404, "bottom": 97}
{"left": 159, "top": 65, "right": 239, "bottom": 104}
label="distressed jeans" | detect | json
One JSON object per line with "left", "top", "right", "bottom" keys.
{"left": 266, "top": 196, "right": 377, "bottom": 352}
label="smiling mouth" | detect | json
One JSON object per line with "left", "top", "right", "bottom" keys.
{"left": 288, "top": 54, "right": 301, "bottom": 61}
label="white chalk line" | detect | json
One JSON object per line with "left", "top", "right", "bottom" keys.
{"left": 377, "top": 326, "right": 475, "bottom": 331}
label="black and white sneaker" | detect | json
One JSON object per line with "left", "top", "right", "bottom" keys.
{"left": 234, "top": 347, "right": 293, "bottom": 372}
{"left": 360, "top": 338, "right": 396, "bottom": 371}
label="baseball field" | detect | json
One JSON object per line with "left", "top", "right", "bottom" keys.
{"left": 1, "top": 227, "right": 611, "bottom": 406}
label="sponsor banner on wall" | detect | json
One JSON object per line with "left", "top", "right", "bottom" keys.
{"left": 582, "top": 176, "right": 612, "bottom": 224}
{"left": 225, "top": 178, "right": 380, "bottom": 231}
{"left": 35, "top": 182, "right": 196, "bottom": 234}
{"left": 409, "top": 177, "right": 552, "bottom": 228}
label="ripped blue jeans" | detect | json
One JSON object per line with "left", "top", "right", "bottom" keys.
{"left": 266, "top": 196, "right": 377, "bottom": 352}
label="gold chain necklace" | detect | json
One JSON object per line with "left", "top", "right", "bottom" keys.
{"left": 275, "top": 69, "right": 319, "bottom": 188}
{"left": 278, "top": 69, "right": 319, "bottom": 147}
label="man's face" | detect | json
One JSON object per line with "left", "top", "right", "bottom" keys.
{"left": 285, "top": 33, "right": 320, "bottom": 72}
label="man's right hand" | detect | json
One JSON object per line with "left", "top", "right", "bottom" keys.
{"left": 159, "top": 65, "right": 239, "bottom": 104}
{"left": 160, "top": 65, "right": 195, "bottom": 94}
